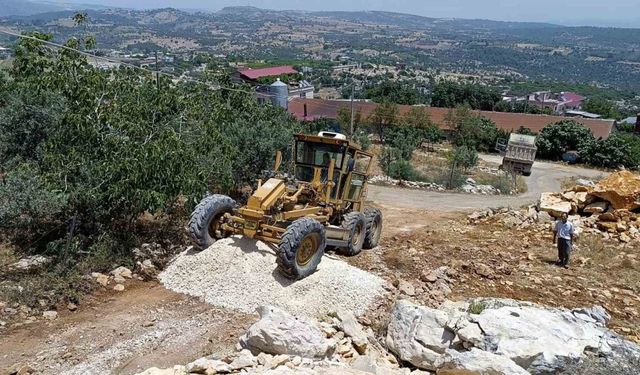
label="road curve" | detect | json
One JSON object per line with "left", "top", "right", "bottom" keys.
{"left": 368, "top": 155, "right": 607, "bottom": 211}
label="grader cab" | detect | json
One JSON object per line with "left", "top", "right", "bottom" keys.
{"left": 188, "top": 132, "right": 382, "bottom": 279}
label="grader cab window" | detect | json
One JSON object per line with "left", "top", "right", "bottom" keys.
{"left": 345, "top": 152, "right": 372, "bottom": 201}
{"left": 295, "top": 141, "right": 345, "bottom": 182}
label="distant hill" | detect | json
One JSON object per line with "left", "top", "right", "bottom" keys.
{"left": 310, "top": 10, "right": 560, "bottom": 30}
{"left": 0, "top": 0, "right": 106, "bottom": 17}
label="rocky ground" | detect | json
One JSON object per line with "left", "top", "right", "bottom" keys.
{"left": 1, "top": 169, "right": 639, "bottom": 374}
{"left": 133, "top": 297, "right": 639, "bottom": 375}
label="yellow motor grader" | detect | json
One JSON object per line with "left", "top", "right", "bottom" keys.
{"left": 188, "top": 132, "right": 382, "bottom": 279}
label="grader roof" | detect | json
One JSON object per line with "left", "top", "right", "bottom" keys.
{"left": 295, "top": 133, "right": 365, "bottom": 152}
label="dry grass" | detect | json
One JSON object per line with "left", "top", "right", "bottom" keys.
{"left": 0, "top": 243, "right": 18, "bottom": 269}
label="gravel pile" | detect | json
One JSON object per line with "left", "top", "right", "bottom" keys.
{"left": 159, "top": 236, "right": 387, "bottom": 317}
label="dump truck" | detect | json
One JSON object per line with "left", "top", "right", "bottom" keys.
{"left": 188, "top": 132, "right": 382, "bottom": 280}
{"left": 500, "top": 133, "right": 537, "bottom": 176}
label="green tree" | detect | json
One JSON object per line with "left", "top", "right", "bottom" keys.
{"left": 431, "top": 82, "right": 500, "bottom": 111}
{"left": 444, "top": 105, "right": 501, "bottom": 152}
{"left": 583, "top": 98, "right": 620, "bottom": 119}
{"left": 368, "top": 102, "right": 399, "bottom": 142}
{"left": 536, "top": 120, "right": 595, "bottom": 160}
{"left": 450, "top": 145, "right": 479, "bottom": 171}
{"left": 337, "top": 106, "right": 364, "bottom": 138}
{"left": 363, "top": 81, "right": 428, "bottom": 105}
{"left": 579, "top": 134, "right": 638, "bottom": 168}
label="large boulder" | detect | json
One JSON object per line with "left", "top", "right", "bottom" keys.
{"left": 239, "top": 306, "right": 335, "bottom": 358}
{"left": 435, "top": 348, "right": 529, "bottom": 375}
{"left": 473, "top": 302, "right": 611, "bottom": 373}
{"left": 385, "top": 300, "right": 456, "bottom": 370}
{"left": 538, "top": 192, "right": 572, "bottom": 218}
{"left": 589, "top": 171, "right": 640, "bottom": 210}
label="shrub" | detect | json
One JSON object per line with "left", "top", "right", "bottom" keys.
{"left": 388, "top": 159, "right": 418, "bottom": 181}
{"left": 450, "top": 145, "right": 479, "bottom": 171}
{"left": 536, "top": 120, "right": 595, "bottom": 160}
{"left": 0, "top": 163, "right": 67, "bottom": 244}
{"left": 468, "top": 301, "right": 488, "bottom": 314}
{"left": 579, "top": 134, "right": 635, "bottom": 169}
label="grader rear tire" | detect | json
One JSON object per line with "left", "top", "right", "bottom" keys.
{"left": 277, "top": 218, "right": 326, "bottom": 280}
{"left": 339, "top": 212, "right": 366, "bottom": 256}
{"left": 363, "top": 208, "right": 382, "bottom": 249}
{"left": 189, "top": 194, "right": 236, "bottom": 250}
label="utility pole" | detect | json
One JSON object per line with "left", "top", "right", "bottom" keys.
{"left": 349, "top": 84, "right": 355, "bottom": 137}
{"left": 155, "top": 51, "right": 160, "bottom": 90}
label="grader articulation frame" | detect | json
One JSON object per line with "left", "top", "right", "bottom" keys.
{"left": 188, "top": 132, "right": 383, "bottom": 279}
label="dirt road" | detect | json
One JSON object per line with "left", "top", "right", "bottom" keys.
{"left": 368, "top": 155, "right": 607, "bottom": 211}
{"left": 0, "top": 283, "right": 253, "bottom": 375}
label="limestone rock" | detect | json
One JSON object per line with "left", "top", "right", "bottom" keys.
{"left": 572, "top": 306, "right": 611, "bottom": 326}
{"left": 185, "top": 357, "right": 233, "bottom": 374}
{"left": 589, "top": 171, "right": 640, "bottom": 210}
{"left": 539, "top": 192, "right": 572, "bottom": 217}
{"left": 137, "top": 259, "right": 158, "bottom": 280}
{"left": 435, "top": 348, "right": 529, "bottom": 375}
{"left": 229, "top": 349, "right": 258, "bottom": 370}
{"left": 474, "top": 303, "right": 610, "bottom": 373}
{"left": 8, "top": 255, "right": 52, "bottom": 273}
{"left": 397, "top": 280, "right": 415, "bottom": 296}
{"left": 386, "top": 300, "right": 455, "bottom": 370}
{"left": 135, "top": 365, "right": 187, "bottom": 375}
{"left": 239, "top": 305, "right": 335, "bottom": 358}
{"left": 335, "top": 309, "right": 368, "bottom": 354}
{"left": 536, "top": 211, "right": 552, "bottom": 222}
{"left": 111, "top": 266, "right": 133, "bottom": 279}
{"left": 584, "top": 201, "right": 608, "bottom": 214}
{"left": 91, "top": 272, "right": 110, "bottom": 286}
{"left": 113, "top": 284, "right": 125, "bottom": 292}
{"left": 42, "top": 310, "right": 58, "bottom": 320}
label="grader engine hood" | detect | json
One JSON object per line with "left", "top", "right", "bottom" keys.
{"left": 238, "top": 178, "right": 286, "bottom": 238}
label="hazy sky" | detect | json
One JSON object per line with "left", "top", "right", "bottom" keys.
{"left": 62, "top": 0, "right": 639, "bottom": 27}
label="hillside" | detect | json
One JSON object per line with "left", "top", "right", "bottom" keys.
{"left": 0, "top": 0, "right": 106, "bottom": 17}
{"left": 0, "top": 6, "right": 639, "bottom": 90}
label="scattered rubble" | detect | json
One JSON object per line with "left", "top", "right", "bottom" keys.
{"left": 7, "top": 255, "right": 51, "bottom": 273}
{"left": 369, "top": 175, "right": 502, "bottom": 195}
{"left": 469, "top": 171, "right": 640, "bottom": 244}
{"left": 461, "top": 178, "right": 500, "bottom": 195}
{"left": 136, "top": 298, "right": 640, "bottom": 375}
{"left": 369, "top": 175, "right": 445, "bottom": 191}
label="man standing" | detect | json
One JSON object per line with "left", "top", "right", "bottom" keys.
{"left": 553, "top": 213, "right": 575, "bottom": 268}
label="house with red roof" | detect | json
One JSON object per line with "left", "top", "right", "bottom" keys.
{"left": 237, "top": 65, "right": 298, "bottom": 81}
{"left": 524, "top": 91, "right": 586, "bottom": 114}
{"left": 234, "top": 65, "right": 315, "bottom": 107}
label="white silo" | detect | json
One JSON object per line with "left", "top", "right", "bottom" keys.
{"left": 270, "top": 78, "right": 289, "bottom": 109}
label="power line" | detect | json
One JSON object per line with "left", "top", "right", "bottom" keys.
{"left": 0, "top": 28, "right": 279, "bottom": 98}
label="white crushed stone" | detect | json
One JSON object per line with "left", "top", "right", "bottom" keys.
{"left": 159, "top": 236, "right": 387, "bottom": 317}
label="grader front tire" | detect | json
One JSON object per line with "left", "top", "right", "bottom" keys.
{"left": 189, "top": 194, "right": 236, "bottom": 250}
{"left": 276, "top": 218, "right": 326, "bottom": 280}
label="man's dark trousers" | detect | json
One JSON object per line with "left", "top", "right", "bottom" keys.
{"left": 557, "top": 238, "right": 572, "bottom": 266}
